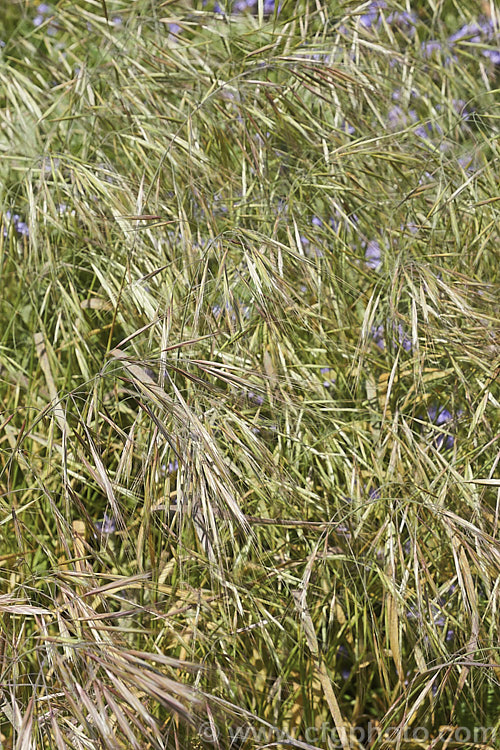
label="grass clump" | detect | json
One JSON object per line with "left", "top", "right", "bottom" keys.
{"left": 0, "top": 0, "right": 499, "bottom": 747}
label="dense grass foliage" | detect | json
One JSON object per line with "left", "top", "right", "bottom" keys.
{"left": 1, "top": 0, "right": 499, "bottom": 747}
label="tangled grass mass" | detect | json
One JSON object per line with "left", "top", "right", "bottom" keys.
{"left": 0, "top": 0, "right": 499, "bottom": 747}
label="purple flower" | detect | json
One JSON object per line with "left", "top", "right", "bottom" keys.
{"left": 57, "top": 202, "right": 76, "bottom": 217}
{"left": 370, "top": 324, "right": 385, "bottom": 350}
{"left": 230, "top": 0, "right": 277, "bottom": 13}
{"left": 312, "top": 216, "right": 322, "bottom": 227}
{"left": 3, "top": 210, "right": 29, "bottom": 239}
{"left": 452, "top": 99, "right": 472, "bottom": 120}
{"left": 428, "top": 405, "right": 453, "bottom": 426}
{"left": 400, "top": 221, "right": 419, "bottom": 235}
{"left": 248, "top": 391, "right": 264, "bottom": 405}
{"left": 360, "top": 11, "right": 377, "bottom": 28}
{"left": 415, "top": 120, "right": 442, "bottom": 140}
{"left": 168, "top": 459, "right": 179, "bottom": 474}
{"left": 387, "top": 105, "right": 405, "bottom": 128}
{"left": 160, "top": 459, "right": 179, "bottom": 476}
{"left": 320, "top": 367, "right": 335, "bottom": 387}
{"left": 34, "top": 3, "right": 51, "bottom": 26}
{"left": 336, "top": 644, "right": 351, "bottom": 679}
{"left": 370, "top": 322, "right": 412, "bottom": 352}
{"left": 359, "top": 1, "right": 386, "bottom": 29}
{"left": 449, "top": 21, "right": 484, "bottom": 44}
{"left": 482, "top": 48, "right": 500, "bottom": 64}
{"left": 427, "top": 405, "right": 460, "bottom": 449}
{"left": 387, "top": 105, "right": 417, "bottom": 130}
{"left": 341, "top": 120, "right": 355, "bottom": 135}
{"left": 448, "top": 18, "right": 500, "bottom": 65}
{"left": 364, "top": 240, "right": 382, "bottom": 270}
{"left": 95, "top": 513, "right": 116, "bottom": 535}
{"left": 457, "top": 153, "right": 476, "bottom": 172}
{"left": 421, "top": 40, "right": 444, "bottom": 58}
{"left": 386, "top": 10, "right": 417, "bottom": 34}
{"left": 396, "top": 323, "right": 412, "bottom": 352}
{"left": 16, "top": 221, "right": 29, "bottom": 236}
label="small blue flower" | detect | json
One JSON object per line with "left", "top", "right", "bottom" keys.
{"left": 370, "top": 324, "right": 385, "bottom": 350}
{"left": 452, "top": 99, "right": 472, "bottom": 120}
{"left": 449, "top": 21, "right": 483, "bottom": 44}
{"left": 370, "top": 322, "right": 412, "bottom": 352}
{"left": 400, "top": 221, "right": 419, "bottom": 235}
{"left": 364, "top": 240, "right": 382, "bottom": 270}
{"left": 386, "top": 10, "right": 417, "bottom": 34}
{"left": 248, "top": 391, "right": 264, "bottom": 405}
{"left": 341, "top": 120, "right": 355, "bottom": 135}
{"left": 396, "top": 323, "right": 412, "bottom": 352}
{"left": 421, "top": 40, "right": 444, "bottom": 58}
{"left": 359, "top": 1, "right": 386, "bottom": 29}
{"left": 428, "top": 405, "right": 452, "bottom": 426}
{"left": 3, "top": 210, "right": 29, "bottom": 239}
{"left": 482, "top": 48, "right": 500, "bottom": 64}
{"left": 16, "top": 221, "right": 29, "bottom": 236}
{"left": 34, "top": 3, "right": 51, "bottom": 26}
{"left": 427, "top": 405, "right": 460, "bottom": 449}
{"left": 229, "top": 0, "right": 278, "bottom": 13}
{"left": 387, "top": 105, "right": 417, "bottom": 130}
{"left": 95, "top": 513, "right": 116, "bottom": 535}
{"left": 457, "top": 153, "right": 476, "bottom": 173}
{"left": 415, "top": 120, "right": 442, "bottom": 140}
{"left": 320, "top": 367, "right": 335, "bottom": 387}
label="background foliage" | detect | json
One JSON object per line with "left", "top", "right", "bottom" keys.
{"left": 0, "top": 0, "right": 499, "bottom": 747}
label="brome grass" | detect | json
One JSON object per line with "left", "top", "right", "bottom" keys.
{"left": 0, "top": 0, "right": 499, "bottom": 747}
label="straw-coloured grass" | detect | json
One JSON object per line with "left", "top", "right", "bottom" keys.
{"left": 1, "top": 1, "right": 499, "bottom": 747}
